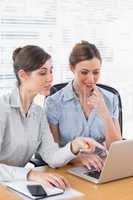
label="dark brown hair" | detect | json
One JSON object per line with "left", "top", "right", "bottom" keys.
{"left": 12, "top": 45, "right": 51, "bottom": 85}
{"left": 69, "top": 41, "right": 102, "bottom": 66}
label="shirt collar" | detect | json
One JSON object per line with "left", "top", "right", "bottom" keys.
{"left": 63, "top": 82, "right": 102, "bottom": 102}
{"left": 10, "top": 87, "right": 21, "bottom": 108}
{"left": 63, "top": 81, "right": 77, "bottom": 102}
{"left": 10, "top": 87, "right": 37, "bottom": 117}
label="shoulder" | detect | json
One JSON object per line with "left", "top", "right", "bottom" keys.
{"left": 0, "top": 93, "right": 11, "bottom": 122}
{"left": 0, "top": 92, "right": 12, "bottom": 110}
{"left": 32, "top": 102, "right": 43, "bottom": 112}
{"left": 46, "top": 89, "right": 64, "bottom": 104}
{"left": 46, "top": 82, "right": 72, "bottom": 105}
{"left": 32, "top": 103, "right": 45, "bottom": 120}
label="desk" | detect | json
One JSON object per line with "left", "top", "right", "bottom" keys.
{"left": 47, "top": 165, "right": 133, "bottom": 200}
{"left": 0, "top": 185, "right": 22, "bottom": 200}
{"left": 1, "top": 164, "right": 133, "bottom": 200}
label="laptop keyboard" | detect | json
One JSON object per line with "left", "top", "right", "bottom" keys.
{"left": 84, "top": 170, "right": 101, "bottom": 179}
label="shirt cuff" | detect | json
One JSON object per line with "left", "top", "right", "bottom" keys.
{"left": 11, "top": 167, "right": 31, "bottom": 181}
{"left": 0, "top": 164, "right": 31, "bottom": 182}
{"left": 62, "top": 142, "right": 77, "bottom": 163}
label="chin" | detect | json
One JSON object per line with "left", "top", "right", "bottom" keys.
{"left": 40, "top": 90, "right": 50, "bottom": 96}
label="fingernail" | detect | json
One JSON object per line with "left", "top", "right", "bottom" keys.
{"left": 87, "top": 165, "right": 91, "bottom": 170}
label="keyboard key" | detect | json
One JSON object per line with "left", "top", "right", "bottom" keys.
{"left": 84, "top": 170, "right": 101, "bottom": 179}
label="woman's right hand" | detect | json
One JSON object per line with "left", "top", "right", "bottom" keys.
{"left": 79, "top": 153, "right": 104, "bottom": 172}
{"left": 27, "top": 170, "right": 69, "bottom": 190}
{"left": 71, "top": 137, "right": 105, "bottom": 155}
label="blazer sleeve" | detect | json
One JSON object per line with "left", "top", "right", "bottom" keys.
{"left": 0, "top": 164, "right": 31, "bottom": 182}
{"left": 0, "top": 101, "right": 31, "bottom": 182}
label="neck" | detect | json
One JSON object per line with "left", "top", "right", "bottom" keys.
{"left": 19, "top": 86, "right": 35, "bottom": 114}
{"left": 72, "top": 82, "right": 79, "bottom": 97}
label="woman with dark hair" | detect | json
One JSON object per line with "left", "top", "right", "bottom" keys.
{"left": 46, "top": 41, "right": 122, "bottom": 171}
{"left": 0, "top": 45, "right": 104, "bottom": 189}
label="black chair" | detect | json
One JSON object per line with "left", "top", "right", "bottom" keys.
{"left": 30, "top": 154, "right": 47, "bottom": 167}
{"left": 31, "top": 82, "right": 122, "bottom": 167}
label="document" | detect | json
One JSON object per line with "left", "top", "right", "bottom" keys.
{"left": 3, "top": 181, "right": 64, "bottom": 199}
{"left": 3, "top": 180, "right": 84, "bottom": 199}
{"left": 16, "top": 188, "right": 84, "bottom": 200}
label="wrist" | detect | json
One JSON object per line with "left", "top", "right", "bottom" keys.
{"left": 27, "top": 169, "right": 37, "bottom": 181}
{"left": 70, "top": 141, "right": 79, "bottom": 155}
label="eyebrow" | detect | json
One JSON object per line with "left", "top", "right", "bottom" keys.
{"left": 39, "top": 66, "right": 53, "bottom": 70}
{"left": 81, "top": 68, "right": 100, "bottom": 71}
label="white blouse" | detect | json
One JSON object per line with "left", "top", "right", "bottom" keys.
{"left": 0, "top": 87, "right": 75, "bottom": 181}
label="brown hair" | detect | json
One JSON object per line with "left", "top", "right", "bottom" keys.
{"left": 69, "top": 41, "right": 102, "bottom": 67}
{"left": 12, "top": 45, "right": 51, "bottom": 85}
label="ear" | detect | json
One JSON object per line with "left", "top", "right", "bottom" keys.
{"left": 17, "top": 69, "right": 29, "bottom": 82}
{"left": 69, "top": 64, "right": 75, "bottom": 73}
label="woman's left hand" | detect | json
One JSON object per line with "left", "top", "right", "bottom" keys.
{"left": 79, "top": 153, "right": 104, "bottom": 171}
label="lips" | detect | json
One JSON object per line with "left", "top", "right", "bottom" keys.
{"left": 85, "top": 85, "right": 95, "bottom": 93}
{"left": 44, "top": 86, "right": 51, "bottom": 89}
{"left": 86, "top": 84, "right": 95, "bottom": 88}
{"left": 42, "top": 84, "right": 51, "bottom": 90}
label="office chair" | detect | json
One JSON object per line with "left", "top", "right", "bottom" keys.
{"left": 31, "top": 82, "right": 122, "bottom": 167}
{"left": 30, "top": 154, "right": 47, "bottom": 167}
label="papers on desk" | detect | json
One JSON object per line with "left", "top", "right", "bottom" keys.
{"left": 3, "top": 181, "right": 84, "bottom": 199}
{"left": 3, "top": 181, "right": 64, "bottom": 199}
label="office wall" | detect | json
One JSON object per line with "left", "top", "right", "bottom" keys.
{"left": 0, "top": 0, "right": 133, "bottom": 138}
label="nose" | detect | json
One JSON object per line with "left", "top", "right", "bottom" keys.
{"left": 45, "top": 72, "right": 53, "bottom": 83}
{"left": 87, "top": 72, "right": 95, "bottom": 84}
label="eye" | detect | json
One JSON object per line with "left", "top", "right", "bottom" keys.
{"left": 93, "top": 71, "right": 100, "bottom": 75}
{"left": 81, "top": 71, "right": 88, "bottom": 75}
{"left": 39, "top": 71, "right": 47, "bottom": 75}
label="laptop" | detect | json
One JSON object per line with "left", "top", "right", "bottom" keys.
{"left": 68, "top": 139, "right": 133, "bottom": 184}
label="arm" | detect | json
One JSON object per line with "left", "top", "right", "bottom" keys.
{"left": 88, "top": 88, "right": 122, "bottom": 149}
{"left": 48, "top": 122, "right": 81, "bottom": 165}
{"left": 48, "top": 123, "right": 90, "bottom": 166}
{"left": 37, "top": 111, "right": 76, "bottom": 168}
{"left": 0, "top": 110, "right": 31, "bottom": 181}
{"left": 49, "top": 123, "right": 60, "bottom": 143}
{"left": 99, "top": 109, "right": 121, "bottom": 149}
{"left": 0, "top": 164, "right": 31, "bottom": 182}
{"left": 45, "top": 98, "right": 75, "bottom": 165}
{"left": 39, "top": 111, "right": 105, "bottom": 170}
